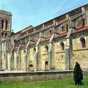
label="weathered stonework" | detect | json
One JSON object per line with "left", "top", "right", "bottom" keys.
{"left": 0, "top": 71, "right": 73, "bottom": 82}
{"left": 0, "top": 4, "right": 88, "bottom": 72}
{"left": 54, "top": 42, "right": 66, "bottom": 70}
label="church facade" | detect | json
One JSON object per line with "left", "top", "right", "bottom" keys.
{"left": 0, "top": 4, "right": 88, "bottom": 72}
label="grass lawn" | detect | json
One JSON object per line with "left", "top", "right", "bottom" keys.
{"left": 0, "top": 76, "right": 88, "bottom": 88}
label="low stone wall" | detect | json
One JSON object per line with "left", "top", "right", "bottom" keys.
{"left": 0, "top": 70, "right": 73, "bottom": 83}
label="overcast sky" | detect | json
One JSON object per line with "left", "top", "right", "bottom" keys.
{"left": 0, "top": 0, "right": 88, "bottom": 32}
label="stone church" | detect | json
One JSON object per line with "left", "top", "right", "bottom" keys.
{"left": 0, "top": 4, "right": 88, "bottom": 72}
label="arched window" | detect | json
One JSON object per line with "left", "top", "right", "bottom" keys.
{"left": 49, "top": 30, "right": 52, "bottom": 35}
{"left": 80, "top": 37, "right": 86, "bottom": 48}
{"left": 45, "top": 61, "right": 48, "bottom": 65}
{"left": 45, "top": 46, "right": 48, "bottom": 52}
{"left": 2, "top": 32, "right": 4, "bottom": 36}
{"left": 5, "top": 33, "right": 7, "bottom": 37}
{"left": 29, "top": 64, "right": 33, "bottom": 67}
{"left": 33, "top": 48, "right": 36, "bottom": 52}
{"left": 45, "top": 60, "right": 48, "bottom": 71}
{"left": 62, "top": 26, "right": 65, "bottom": 31}
{"left": 82, "top": 18, "right": 85, "bottom": 27}
{"left": 66, "top": 24, "right": 68, "bottom": 32}
{"left": 60, "top": 42, "right": 64, "bottom": 50}
{"left": 1, "top": 19, "right": 4, "bottom": 29}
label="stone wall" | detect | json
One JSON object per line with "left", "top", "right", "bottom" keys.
{"left": 71, "top": 35, "right": 88, "bottom": 70}
{"left": 54, "top": 42, "right": 66, "bottom": 70}
{"left": 0, "top": 71, "right": 73, "bottom": 83}
{"left": 28, "top": 48, "right": 35, "bottom": 71}
{"left": 40, "top": 45, "right": 48, "bottom": 71}
{"left": 71, "top": 50, "right": 88, "bottom": 70}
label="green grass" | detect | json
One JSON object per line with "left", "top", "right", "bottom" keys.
{"left": 0, "top": 76, "right": 88, "bottom": 88}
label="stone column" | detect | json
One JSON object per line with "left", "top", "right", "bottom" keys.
{"left": 3, "top": 19, "right": 6, "bottom": 30}
{"left": 48, "top": 43, "right": 52, "bottom": 70}
{"left": 5, "top": 52, "right": 8, "bottom": 70}
{"left": 51, "top": 43, "right": 55, "bottom": 70}
{"left": 8, "top": 52, "right": 10, "bottom": 70}
{"left": 65, "top": 38, "right": 73, "bottom": 70}
{"left": 24, "top": 54, "right": 27, "bottom": 71}
{"left": 0, "top": 41, "right": 2, "bottom": 69}
{"left": 24, "top": 48, "right": 27, "bottom": 71}
{"left": 8, "top": 22, "right": 11, "bottom": 31}
{"left": 16, "top": 56, "right": 18, "bottom": 71}
{"left": 34, "top": 45, "right": 39, "bottom": 72}
{"left": 10, "top": 54, "right": 12, "bottom": 70}
{"left": 85, "top": 10, "right": 88, "bottom": 26}
{"left": 65, "top": 38, "right": 70, "bottom": 70}
{"left": 10, "top": 50, "right": 14, "bottom": 70}
{"left": 19, "top": 50, "right": 21, "bottom": 70}
{"left": 1, "top": 42, "right": 6, "bottom": 70}
{"left": 48, "top": 43, "right": 55, "bottom": 70}
{"left": 53, "top": 19, "right": 56, "bottom": 25}
{"left": 24, "top": 41, "right": 31, "bottom": 71}
{"left": 16, "top": 48, "right": 21, "bottom": 71}
{"left": 13, "top": 52, "right": 16, "bottom": 70}
{"left": 34, "top": 38, "right": 41, "bottom": 71}
{"left": 16, "top": 45, "right": 21, "bottom": 70}
{"left": 27, "top": 49, "right": 30, "bottom": 71}
{"left": 24, "top": 48, "right": 30, "bottom": 71}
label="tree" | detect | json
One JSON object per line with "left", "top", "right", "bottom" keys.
{"left": 73, "top": 62, "right": 83, "bottom": 85}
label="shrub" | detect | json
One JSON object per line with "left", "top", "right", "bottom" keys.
{"left": 73, "top": 62, "right": 83, "bottom": 85}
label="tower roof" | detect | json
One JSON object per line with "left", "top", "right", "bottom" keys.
{"left": 0, "top": 10, "right": 12, "bottom": 16}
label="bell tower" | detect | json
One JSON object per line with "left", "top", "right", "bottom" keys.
{"left": 0, "top": 10, "right": 12, "bottom": 39}
{"left": 0, "top": 10, "right": 12, "bottom": 70}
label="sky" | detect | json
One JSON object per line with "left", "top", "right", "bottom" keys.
{"left": 0, "top": 0, "right": 88, "bottom": 32}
